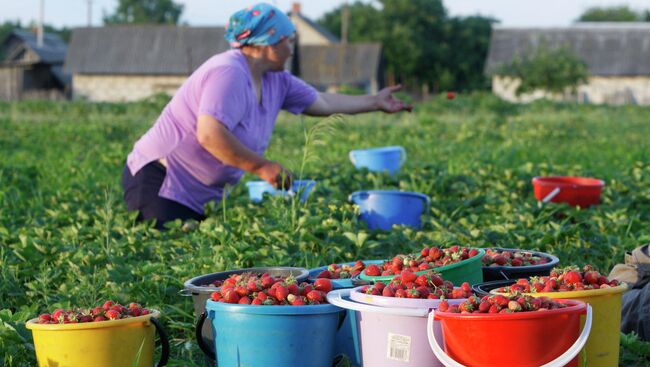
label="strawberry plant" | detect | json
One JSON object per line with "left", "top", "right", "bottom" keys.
{"left": 0, "top": 94, "right": 649, "bottom": 365}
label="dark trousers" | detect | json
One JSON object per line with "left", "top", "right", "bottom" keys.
{"left": 121, "top": 161, "right": 205, "bottom": 229}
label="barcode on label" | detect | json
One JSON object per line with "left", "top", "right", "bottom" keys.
{"left": 386, "top": 333, "right": 411, "bottom": 362}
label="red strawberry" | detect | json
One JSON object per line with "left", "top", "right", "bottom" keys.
{"left": 438, "top": 300, "right": 449, "bottom": 312}
{"left": 317, "top": 270, "right": 332, "bottom": 279}
{"left": 306, "top": 290, "right": 323, "bottom": 302}
{"left": 365, "top": 264, "right": 381, "bottom": 276}
{"left": 105, "top": 310, "right": 120, "bottom": 320}
{"left": 314, "top": 278, "right": 333, "bottom": 293}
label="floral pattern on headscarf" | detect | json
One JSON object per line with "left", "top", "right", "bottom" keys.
{"left": 225, "top": 3, "right": 295, "bottom": 48}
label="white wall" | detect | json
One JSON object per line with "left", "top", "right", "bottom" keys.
{"left": 72, "top": 74, "right": 187, "bottom": 102}
{"left": 492, "top": 75, "right": 650, "bottom": 105}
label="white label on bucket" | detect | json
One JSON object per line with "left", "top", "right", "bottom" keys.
{"left": 387, "top": 333, "right": 411, "bottom": 362}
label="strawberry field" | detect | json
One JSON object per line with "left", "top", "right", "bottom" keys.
{"left": 1, "top": 93, "right": 650, "bottom": 365}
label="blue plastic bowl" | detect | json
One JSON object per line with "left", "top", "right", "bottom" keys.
{"left": 349, "top": 146, "right": 406, "bottom": 175}
{"left": 349, "top": 190, "right": 430, "bottom": 230}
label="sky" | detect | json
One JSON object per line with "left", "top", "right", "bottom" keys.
{"left": 1, "top": 0, "right": 649, "bottom": 29}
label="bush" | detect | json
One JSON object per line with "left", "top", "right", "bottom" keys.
{"left": 497, "top": 43, "right": 589, "bottom": 96}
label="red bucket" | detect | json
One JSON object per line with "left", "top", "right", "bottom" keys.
{"left": 532, "top": 176, "right": 605, "bottom": 207}
{"left": 428, "top": 300, "right": 592, "bottom": 367}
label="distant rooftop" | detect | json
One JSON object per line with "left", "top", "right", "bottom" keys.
{"left": 485, "top": 23, "right": 650, "bottom": 76}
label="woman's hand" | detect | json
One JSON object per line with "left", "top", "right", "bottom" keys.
{"left": 375, "top": 85, "right": 413, "bottom": 113}
{"left": 254, "top": 160, "right": 293, "bottom": 190}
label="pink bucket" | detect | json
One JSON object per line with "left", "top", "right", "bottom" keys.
{"left": 328, "top": 288, "right": 463, "bottom": 367}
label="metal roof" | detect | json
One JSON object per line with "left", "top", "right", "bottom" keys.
{"left": 298, "top": 43, "right": 381, "bottom": 85}
{"left": 65, "top": 25, "right": 229, "bottom": 75}
{"left": 485, "top": 23, "right": 650, "bottom": 76}
{"left": 2, "top": 30, "right": 68, "bottom": 64}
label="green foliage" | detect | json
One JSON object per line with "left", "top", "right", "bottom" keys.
{"left": 577, "top": 6, "right": 647, "bottom": 22}
{"left": 497, "top": 44, "right": 589, "bottom": 96}
{"left": 317, "top": 0, "right": 495, "bottom": 92}
{"left": 0, "top": 95, "right": 650, "bottom": 364}
{"left": 103, "top": 0, "right": 184, "bottom": 25}
{"left": 620, "top": 332, "right": 650, "bottom": 366}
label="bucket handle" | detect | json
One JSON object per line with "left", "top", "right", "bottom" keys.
{"left": 542, "top": 187, "right": 561, "bottom": 203}
{"left": 195, "top": 311, "right": 216, "bottom": 361}
{"left": 426, "top": 305, "right": 592, "bottom": 367}
{"left": 399, "top": 146, "right": 407, "bottom": 166}
{"left": 326, "top": 289, "right": 431, "bottom": 317}
{"left": 349, "top": 151, "right": 357, "bottom": 166}
{"left": 178, "top": 289, "right": 193, "bottom": 297}
{"left": 150, "top": 316, "right": 170, "bottom": 367}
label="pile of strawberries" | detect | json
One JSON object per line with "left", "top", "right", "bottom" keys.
{"left": 36, "top": 301, "right": 150, "bottom": 324}
{"left": 482, "top": 248, "right": 550, "bottom": 267}
{"left": 364, "top": 245, "right": 480, "bottom": 277}
{"left": 210, "top": 272, "right": 333, "bottom": 306}
{"left": 316, "top": 260, "right": 365, "bottom": 279}
{"left": 439, "top": 294, "right": 567, "bottom": 314}
{"left": 357, "top": 270, "right": 474, "bottom": 300}
{"left": 496, "top": 265, "right": 620, "bottom": 293}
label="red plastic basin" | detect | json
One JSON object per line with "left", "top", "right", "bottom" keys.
{"left": 532, "top": 176, "right": 605, "bottom": 207}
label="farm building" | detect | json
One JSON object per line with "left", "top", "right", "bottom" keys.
{"left": 485, "top": 23, "right": 650, "bottom": 105}
{"left": 0, "top": 30, "right": 70, "bottom": 101}
{"left": 65, "top": 7, "right": 382, "bottom": 102}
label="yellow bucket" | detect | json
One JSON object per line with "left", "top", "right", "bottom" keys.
{"left": 493, "top": 284, "right": 627, "bottom": 367}
{"left": 25, "top": 310, "right": 169, "bottom": 367}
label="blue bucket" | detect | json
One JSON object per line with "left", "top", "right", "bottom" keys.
{"left": 245, "top": 180, "right": 316, "bottom": 203}
{"left": 349, "top": 190, "right": 430, "bottom": 230}
{"left": 197, "top": 300, "right": 343, "bottom": 367}
{"left": 307, "top": 260, "right": 384, "bottom": 366}
{"left": 349, "top": 146, "right": 406, "bottom": 175}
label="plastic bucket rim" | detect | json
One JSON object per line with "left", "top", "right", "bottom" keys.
{"left": 349, "top": 146, "right": 405, "bottom": 155}
{"left": 349, "top": 190, "right": 430, "bottom": 202}
{"left": 348, "top": 285, "right": 467, "bottom": 307}
{"left": 481, "top": 247, "right": 560, "bottom": 271}
{"left": 532, "top": 176, "right": 605, "bottom": 189}
{"left": 205, "top": 299, "right": 341, "bottom": 315}
{"left": 489, "top": 283, "right": 628, "bottom": 298}
{"left": 434, "top": 299, "right": 586, "bottom": 321}
{"left": 183, "top": 267, "right": 310, "bottom": 294}
{"left": 246, "top": 180, "right": 316, "bottom": 188}
{"left": 359, "top": 248, "right": 485, "bottom": 281}
{"left": 25, "top": 309, "right": 161, "bottom": 331}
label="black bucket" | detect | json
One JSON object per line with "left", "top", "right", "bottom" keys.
{"left": 181, "top": 267, "right": 309, "bottom": 367}
{"left": 482, "top": 247, "right": 559, "bottom": 282}
{"left": 472, "top": 279, "right": 517, "bottom": 297}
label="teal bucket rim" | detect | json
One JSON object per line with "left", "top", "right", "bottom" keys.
{"left": 206, "top": 299, "right": 342, "bottom": 315}
{"left": 358, "top": 248, "right": 485, "bottom": 282}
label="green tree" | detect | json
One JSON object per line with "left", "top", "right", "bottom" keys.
{"left": 103, "top": 0, "right": 184, "bottom": 25}
{"left": 577, "top": 6, "right": 642, "bottom": 22}
{"left": 317, "top": 0, "right": 494, "bottom": 92}
{"left": 497, "top": 44, "right": 589, "bottom": 96}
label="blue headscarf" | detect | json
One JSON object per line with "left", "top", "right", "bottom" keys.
{"left": 225, "top": 3, "right": 295, "bottom": 48}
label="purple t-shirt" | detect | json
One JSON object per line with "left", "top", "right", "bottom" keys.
{"left": 126, "top": 49, "right": 318, "bottom": 213}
